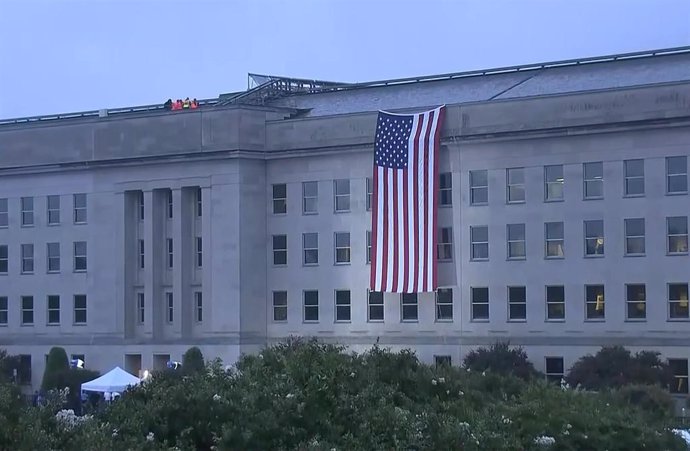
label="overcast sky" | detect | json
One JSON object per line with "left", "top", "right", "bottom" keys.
{"left": 0, "top": 0, "right": 689, "bottom": 119}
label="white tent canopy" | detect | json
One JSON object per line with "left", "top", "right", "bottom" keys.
{"left": 81, "top": 366, "right": 141, "bottom": 393}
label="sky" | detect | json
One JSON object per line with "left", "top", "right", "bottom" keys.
{"left": 0, "top": 0, "right": 689, "bottom": 119}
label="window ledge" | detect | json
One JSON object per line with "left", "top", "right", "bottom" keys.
{"left": 507, "top": 319, "right": 527, "bottom": 323}
{"left": 624, "top": 319, "right": 647, "bottom": 322}
{"left": 667, "top": 252, "right": 689, "bottom": 256}
{"left": 435, "top": 319, "right": 454, "bottom": 323}
{"left": 545, "top": 319, "right": 566, "bottom": 323}
{"left": 367, "top": 319, "right": 384, "bottom": 323}
{"left": 544, "top": 199, "right": 564, "bottom": 203}
{"left": 624, "top": 253, "right": 646, "bottom": 258}
{"left": 667, "top": 318, "right": 690, "bottom": 322}
{"left": 584, "top": 254, "right": 605, "bottom": 258}
{"left": 623, "top": 194, "right": 645, "bottom": 199}
{"left": 666, "top": 191, "right": 688, "bottom": 196}
{"left": 507, "top": 257, "right": 526, "bottom": 261}
{"left": 545, "top": 256, "right": 565, "bottom": 260}
{"left": 470, "top": 258, "right": 489, "bottom": 262}
{"left": 470, "top": 319, "right": 490, "bottom": 323}
{"left": 583, "top": 197, "right": 604, "bottom": 201}
{"left": 584, "top": 319, "right": 606, "bottom": 322}
{"left": 506, "top": 200, "right": 526, "bottom": 205}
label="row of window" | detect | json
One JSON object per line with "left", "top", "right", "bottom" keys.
{"left": 0, "top": 242, "right": 87, "bottom": 274}
{"left": 134, "top": 237, "right": 203, "bottom": 270}
{"left": 135, "top": 188, "right": 203, "bottom": 221}
{"left": 133, "top": 291, "right": 204, "bottom": 324}
{"left": 0, "top": 295, "right": 87, "bottom": 326}
{"left": 0, "top": 194, "right": 87, "bottom": 228}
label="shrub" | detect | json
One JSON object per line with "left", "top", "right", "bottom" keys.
{"left": 613, "top": 384, "right": 676, "bottom": 420}
{"left": 42, "top": 347, "right": 70, "bottom": 392}
{"left": 182, "top": 347, "right": 205, "bottom": 374}
{"left": 462, "top": 341, "right": 541, "bottom": 380}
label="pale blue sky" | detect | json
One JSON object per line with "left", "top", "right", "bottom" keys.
{"left": 0, "top": 0, "right": 689, "bottom": 118}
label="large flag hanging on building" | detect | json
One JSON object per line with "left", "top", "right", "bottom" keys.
{"left": 370, "top": 106, "right": 446, "bottom": 293}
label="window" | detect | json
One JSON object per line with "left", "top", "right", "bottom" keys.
{"left": 138, "top": 191, "right": 144, "bottom": 221}
{"left": 334, "top": 179, "right": 350, "bottom": 212}
{"left": 401, "top": 293, "right": 418, "bottom": 321}
{"left": 272, "top": 184, "right": 287, "bottom": 214}
{"left": 437, "top": 227, "right": 453, "bottom": 261}
{"left": 21, "top": 197, "right": 34, "bottom": 226}
{"left": 366, "top": 231, "right": 372, "bottom": 264}
{"left": 366, "top": 177, "right": 373, "bottom": 211}
{"left": 545, "top": 357, "right": 564, "bottom": 384}
{"left": 506, "top": 167, "right": 525, "bottom": 203}
{"left": 167, "top": 190, "right": 173, "bottom": 219}
{"left": 196, "top": 237, "right": 203, "bottom": 267}
{"left": 137, "top": 293, "right": 145, "bottom": 324}
{"left": 196, "top": 187, "right": 202, "bottom": 217}
{"left": 669, "top": 359, "right": 689, "bottom": 394}
{"left": 667, "top": 216, "right": 688, "bottom": 254}
{"left": 74, "top": 295, "right": 87, "bottom": 324}
{"left": 17, "top": 355, "right": 31, "bottom": 385}
{"left": 507, "top": 223, "right": 526, "bottom": 259}
{"left": 667, "top": 156, "right": 687, "bottom": 194}
{"left": 302, "top": 181, "right": 318, "bottom": 214}
{"left": 368, "top": 291, "right": 384, "bottom": 321}
{"left": 47, "top": 243, "right": 60, "bottom": 272}
{"left": 138, "top": 240, "right": 145, "bottom": 269}
{"left": 583, "top": 162, "right": 603, "bottom": 199}
{"left": 624, "top": 218, "right": 645, "bottom": 255}
{"left": 469, "top": 170, "right": 488, "bottom": 205}
{"left": 166, "top": 238, "right": 173, "bottom": 269}
{"left": 439, "top": 172, "right": 452, "bottom": 206}
{"left": 272, "top": 291, "right": 287, "bottom": 322}
{"left": 624, "top": 159, "right": 644, "bottom": 196}
{"left": 508, "top": 286, "right": 526, "bottom": 321}
{"left": 47, "top": 195, "right": 60, "bottom": 225}
{"left": 546, "top": 286, "right": 565, "bottom": 320}
{"left": 0, "top": 245, "right": 7, "bottom": 274}
{"left": 471, "top": 287, "right": 489, "bottom": 320}
{"left": 0, "top": 297, "right": 7, "bottom": 325}
{"left": 584, "top": 220, "right": 604, "bottom": 256}
{"left": 165, "top": 292, "right": 173, "bottom": 323}
{"left": 669, "top": 283, "right": 689, "bottom": 320}
{"left": 335, "top": 290, "right": 351, "bottom": 322}
{"left": 585, "top": 285, "right": 605, "bottom": 320}
{"left": 73, "top": 241, "right": 87, "bottom": 271}
{"left": 544, "top": 165, "right": 564, "bottom": 201}
{"left": 334, "top": 232, "right": 351, "bottom": 264}
{"left": 47, "top": 295, "right": 60, "bottom": 325}
{"left": 434, "top": 355, "right": 452, "bottom": 366}
{"left": 21, "top": 244, "right": 34, "bottom": 273}
{"left": 21, "top": 296, "right": 33, "bottom": 325}
{"left": 303, "top": 290, "right": 319, "bottom": 322}
{"left": 0, "top": 198, "right": 7, "bottom": 227}
{"left": 303, "top": 233, "right": 318, "bottom": 265}
{"left": 69, "top": 193, "right": 88, "bottom": 225}
{"left": 545, "top": 222, "right": 564, "bottom": 258}
{"left": 272, "top": 235, "right": 287, "bottom": 265}
{"left": 436, "top": 288, "right": 453, "bottom": 321}
{"left": 626, "top": 284, "right": 646, "bottom": 320}
{"left": 194, "top": 292, "right": 203, "bottom": 322}
{"left": 470, "top": 226, "right": 488, "bottom": 260}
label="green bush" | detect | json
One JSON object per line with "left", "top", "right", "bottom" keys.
{"left": 42, "top": 347, "right": 70, "bottom": 392}
{"left": 462, "top": 341, "right": 541, "bottom": 380}
{"left": 613, "top": 384, "right": 677, "bottom": 420}
{"left": 0, "top": 349, "right": 20, "bottom": 383}
{"left": 182, "top": 346, "right": 205, "bottom": 374}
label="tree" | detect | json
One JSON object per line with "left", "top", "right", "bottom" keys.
{"left": 0, "top": 349, "right": 20, "bottom": 383}
{"left": 42, "top": 347, "right": 69, "bottom": 391}
{"left": 462, "top": 341, "right": 541, "bottom": 380}
{"left": 182, "top": 347, "right": 205, "bottom": 374}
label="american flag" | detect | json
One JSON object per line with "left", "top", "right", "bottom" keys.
{"left": 370, "top": 106, "right": 445, "bottom": 293}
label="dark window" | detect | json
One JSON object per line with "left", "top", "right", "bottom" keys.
{"left": 508, "top": 286, "right": 526, "bottom": 321}
{"left": 74, "top": 295, "right": 87, "bottom": 324}
{"left": 304, "top": 290, "right": 319, "bottom": 322}
{"left": 272, "top": 184, "right": 287, "bottom": 214}
{"left": 469, "top": 170, "right": 488, "bottom": 205}
{"left": 546, "top": 286, "right": 565, "bottom": 320}
{"left": 401, "top": 293, "right": 418, "bottom": 321}
{"left": 626, "top": 284, "right": 646, "bottom": 320}
{"left": 436, "top": 288, "right": 453, "bottom": 321}
{"left": 273, "top": 235, "right": 287, "bottom": 265}
{"left": 335, "top": 290, "right": 351, "bottom": 322}
{"left": 439, "top": 173, "right": 452, "bottom": 206}
{"left": 545, "top": 357, "right": 564, "bottom": 384}
{"left": 47, "top": 295, "right": 60, "bottom": 324}
{"left": 471, "top": 287, "right": 489, "bottom": 320}
{"left": 585, "top": 285, "right": 605, "bottom": 320}
{"left": 273, "top": 291, "right": 287, "bottom": 321}
{"left": 368, "top": 291, "right": 384, "bottom": 321}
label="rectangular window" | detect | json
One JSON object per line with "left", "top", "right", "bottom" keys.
{"left": 545, "top": 222, "right": 564, "bottom": 258}
{"left": 669, "top": 283, "right": 689, "bottom": 320}
{"left": 165, "top": 292, "right": 173, "bottom": 323}
{"left": 366, "top": 231, "right": 372, "bottom": 264}
{"left": 303, "top": 290, "right": 319, "bottom": 322}
{"left": 507, "top": 223, "right": 526, "bottom": 259}
{"left": 21, "top": 243, "right": 34, "bottom": 273}
{"left": 334, "top": 179, "right": 350, "bottom": 212}
{"left": 21, "top": 197, "right": 34, "bottom": 226}
{"left": 138, "top": 240, "right": 145, "bottom": 269}
{"left": 335, "top": 290, "right": 351, "bottom": 322}
{"left": 137, "top": 293, "right": 145, "bottom": 324}
{"left": 435, "top": 288, "right": 453, "bottom": 321}
{"left": 583, "top": 162, "right": 603, "bottom": 199}
{"left": 401, "top": 293, "right": 418, "bottom": 321}
{"left": 47, "top": 242, "right": 60, "bottom": 272}
{"left": 194, "top": 292, "right": 203, "bottom": 322}
{"left": 545, "top": 357, "right": 564, "bottom": 384}
{"left": 506, "top": 167, "right": 525, "bottom": 203}
{"left": 508, "top": 286, "right": 526, "bottom": 321}
{"left": 138, "top": 191, "right": 144, "bottom": 221}
{"left": 21, "top": 296, "right": 33, "bottom": 325}
{"left": 471, "top": 287, "right": 489, "bottom": 321}
{"left": 546, "top": 285, "right": 565, "bottom": 320}
{"left": 47, "top": 295, "right": 60, "bottom": 325}
{"left": 0, "top": 245, "right": 7, "bottom": 274}
{"left": 584, "top": 220, "right": 604, "bottom": 256}
{"left": 74, "top": 294, "right": 87, "bottom": 324}
{"left": 303, "top": 232, "right": 318, "bottom": 265}
{"left": 167, "top": 190, "right": 173, "bottom": 219}
{"left": 302, "top": 181, "right": 318, "bottom": 214}
{"left": 272, "top": 235, "right": 287, "bottom": 265}
{"left": 272, "top": 291, "right": 287, "bottom": 322}
{"left": 626, "top": 284, "right": 646, "bottom": 320}
{"left": 73, "top": 193, "right": 87, "bottom": 223}
{"left": 469, "top": 170, "right": 488, "bottom": 205}
{"left": 439, "top": 172, "right": 452, "bottom": 206}
{"left": 73, "top": 241, "right": 87, "bottom": 271}
{"left": 0, "top": 198, "right": 7, "bottom": 227}
{"left": 667, "top": 216, "right": 688, "bottom": 254}
{"left": 544, "top": 165, "right": 564, "bottom": 201}
{"left": 470, "top": 226, "right": 488, "bottom": 260}
{"left": 166, "top": 238, "right": 173, "bottom": 269}
{"left": 624, "top": 159, "right": 644, "bottom": 196}
{"left": 0, "top": 296, "right": 7, "bottom": 325}
{"left": 624, "top": 218, "right": 645, "bottom": 255}
{"left": 196, "top": 187, "right": 202, "bottom": 217}
{"left": 667, "top": 156, "right": 688, "bottom": 194}
{"left": 585, "top": 285, "right": 605, "bottom": 320}
{"left": 366, "top": 177, "right": 373, "bottom": 211}
{"left": 368, "top": 290, "right": 384, "bottom": 321}
{"left": 47, "top": 195, "right": 60, "bottom": 225}
{"left": 272, "top": 184, "right": 287, "bottom": 214}
{"left": 669, "top": 359, "right": 689, "bottom": 394}
{"left": 434, "top": 355, "right": 452, "bottom": 366}
{"left": 437, "top": 227, "right": 453, "bottom": 261}
{"left": 334, "top": 232, "right": 351, "bottom": 264}
{"left": 17, "top": 355, "right": 31, "bottom": 385}
{"left": 196, "top": 237, "right": 203, "bottom": 267}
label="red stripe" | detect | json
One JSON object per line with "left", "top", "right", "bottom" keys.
{"left": 412, "top": 114, "right": 423, "bottom": 292}
{"left": 391, "top": 171, "right": 399, "bottom": 291}
{"left": 370, "top": 167, "right": 379, "bottom": 290}
{"left": 431, "top": 107, "right": 445, "bottom": 291}
{"left": 422, "top": 111, "right": 434, "bottom": 291}
{"left": 381, "top": 168, "right": 389, "bottom": 291}
{"left": 402, "top": 168, "right": 409, "bottom": 293}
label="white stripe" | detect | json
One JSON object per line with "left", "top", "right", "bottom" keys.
{"left": 406, "top": 115, "right": 419, "bottom": 293}
{"left": 396, "top": 171, "right": 405, "bottom": 292}
{"left": 426, "top": 109, "right": 441, "bottom": 291}
{"left": 374, "top": 166, "right": 385, "bottom": 291}
{"left": 416, "top": 112, "right": 430, "bottom": 291}
{"left": 385, "top": 168, "right": 395, "bottom": 291}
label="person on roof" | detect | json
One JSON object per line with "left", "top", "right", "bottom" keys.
{"left": 163, "top": 99, "right": 172, "bottom": 110}
{"left": 183, "top": 97, "right": 191, "bottom": 109}
{"left": 172, "top": 99, "right": 182, "bottom": 110}
{"left": 191, "top": 98, "right": 199, "bottom": 109}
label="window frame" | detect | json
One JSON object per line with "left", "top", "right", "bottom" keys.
{"left": 47, "top": 195, "right": 60, "bottom": 225}
{"left": 167, "top": 190, "right": 173, "bottom": 219}
{"left": 624, "top": 218, "right": 645, "bottom": 256}
{"left": 666, "top": 216, "right": 688, "bottom": 255}
{"left": 366, "top": 177, "right": 373, "bottom": 211}
{"left": 506, "top": 223, "right": 526, "bottom": 260}
{"left": 666, "top": 156, "right": 688, "bottom": 195}
{"left": 470, "top": 225, "right": 489, "bottom": 261}
{"left": 335, "top": 289, "right": 351, "bottom": 322}
{"left": 302, "top": 181, "right": 318, "bottom": 214}
{"left": 138, "top": 239, "right": 145, "bottom": 269}
{"left": 333, "top": 179, "right": 351, "bottom": 212}
{"left": 544, "top": 165, "right": 564, "bottom": 202}
{"left": 272, "top": 183, "right": 287, "bottom": 215}
{"left": 47, "top": 295, "right": 60, "bottom": 325}
{"left": 439, "top": 172, "right": 452, "bottom": 206}
{"left": 0, "top": 296, "right": 7, "bottom": 325}
{"left": 196, "top": 237, "right": 203, "bottom": 268}
{"left": 166, "top": 238, "right": 174, "bottom": 269}
{"left": 585, "top": 284, "right": 605, "bottom": 321}
{"left": 669, "top": 358, "right": 689, "bottom": 394}
{"left": 623, "top": 159, "right": 645, "bottom": 197}
{"left": 73, "top": 193, "right": 87, "bottom": 224}
{"left": 272, "top": 234, "right": 288, "bottom": 266}
{"left": 303, "top": 232, "right": 319, "bottom": 265}
{"left": 21, "top": 197, "right": 34, "bottom": 226}
{"left": 546, "top": 285, "right": 565, "bottom": 321}
{"left": 196, "top": 187, "right": 202, "bottom": 217}
{"left": 0, "top": 198, "right": 7, "bottom": 228}
{"left": 137, "top": 293, "right": 145, "bottom": 324}
{"left": 367, "top": 290, "right": 384, "bottom": 322}
{"left": 137, "top": 191, "right": 145, "bottom": 221}
{"left": 469, "top": 170, "right": 488, "bottom": 205}
{"left": 21, "top": 243, "right": 34, "bottom": 274}
{"left": 625, "top": 283, "right": 646, "bottom": 321}
{"left": 21, "top": 295, "right": 33, "bottom": 325}
{"left": 437, "top": 227, "right": 453, "bottom": 261}
{"left": 194, "top": 292, "right": 203, "bottom": 322}
{"left": 545, "top": 357, "right": 564, "bottom": 384}
{"left": 584, "top": 219, "right": 605, "bottom": 257}
{"left": 0, "top": 244, "right": 8, "bottom": 274}
{"left": 401, "top": 293, "right": 418, "bottom": 322}
{"left": 435, "top": 288, "right": 453, "bottom": 321}
{"left": 272, "top": 291, "right": 288, "bottom": 322}
{"left": 165, "top": 292, "right": 173, "bottom": 324}
{"left": 545, "top": 222, "right": 564, "bottom": 258}
{"left": 583, "top": 161, "right": 604, "bottom": 200}
{"left": 73, "top": 241, "right": 87, "bottom": 272}
{"left": 508, "top": 286, "right": 527, "bottom": 321}
{"left": 366, "top": 230, "right": 372, "bottom": 264}
{"left": 47, "top": 242, "right": 60, "bottom": 273}
{"left": 471, "top": 287, "right": 489, "bottom": 321}
{"left": 506, "top": 167, "right": 525, "bottom": 204}
{"left": 668, "top": 283, "right": 689, "bottom": 320}
{"left": 74, "top": 294, "right": 87, "bottom": 325}
{"left": 303, "top": 290, "right": 319, "bottom": 322}
{"left": 334, "top": 232, "right": 351, "bottom": 265}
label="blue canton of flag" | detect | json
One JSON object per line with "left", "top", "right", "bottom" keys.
{"left": 374, "top": 113, "right": 414, "bottom": 169}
